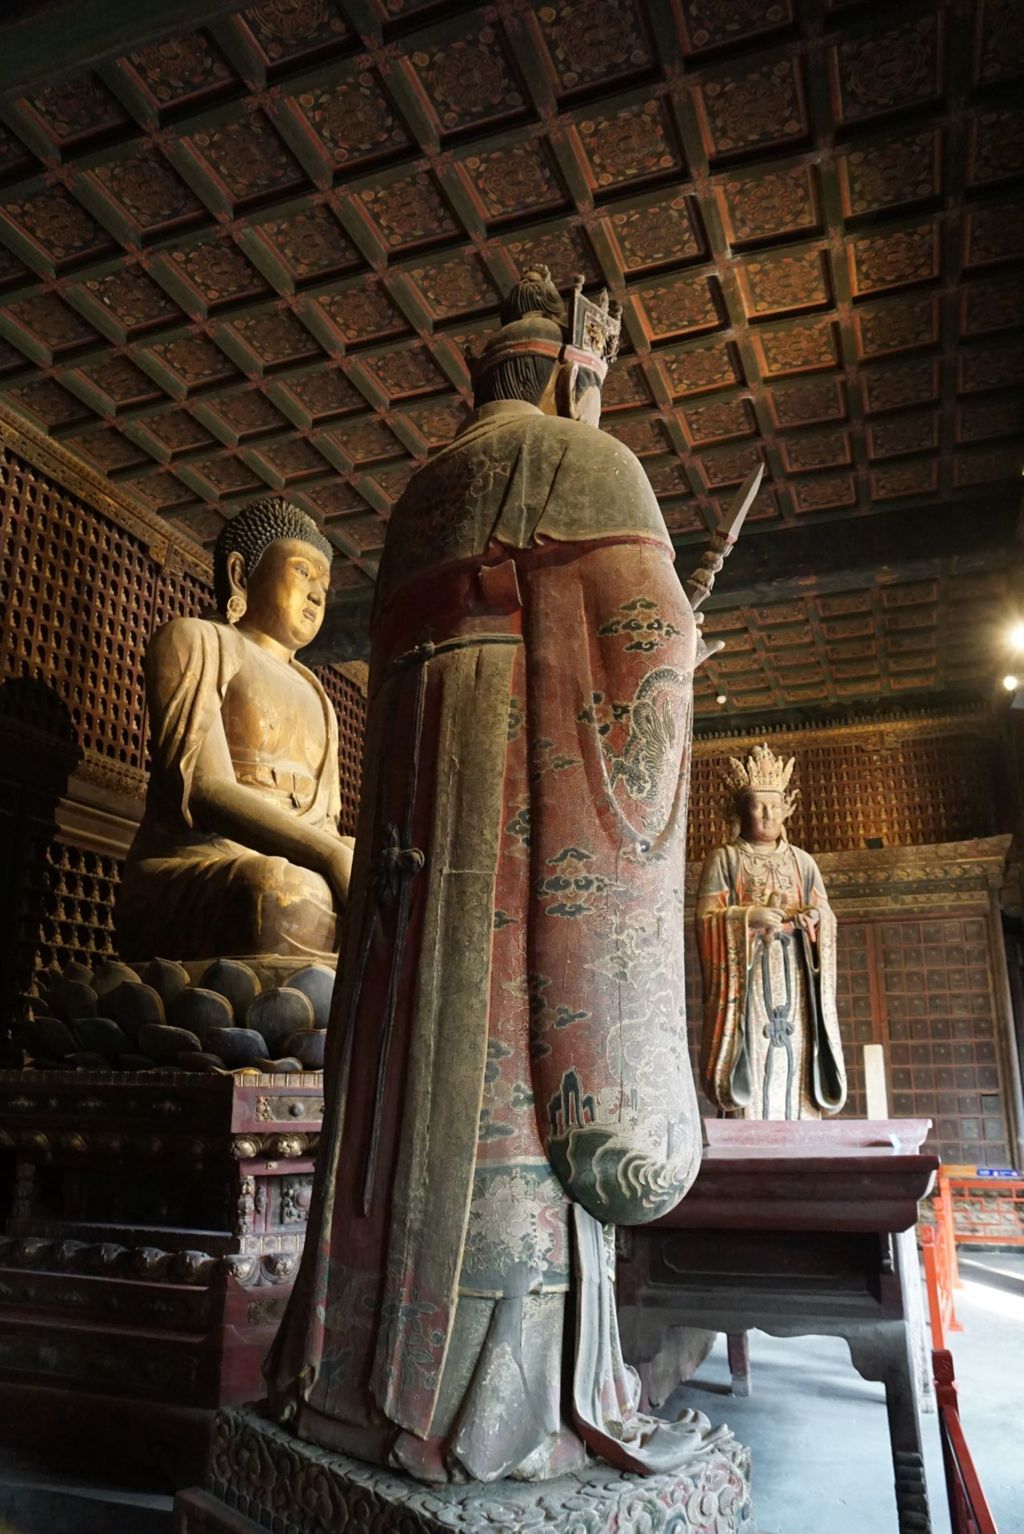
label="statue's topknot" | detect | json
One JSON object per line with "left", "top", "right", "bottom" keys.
{"left": 498, "top": 265, "right": 566, "bottom": 325}
{"left": 213, "top": 497, "right": 332, "bottom": 615}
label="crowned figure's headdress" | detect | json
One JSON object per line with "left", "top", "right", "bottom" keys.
{"left": 719, "top": 742, "right": 798, "bottom": 838}
{"left": 472, "top": 267, "right": 622, "bottom": 388}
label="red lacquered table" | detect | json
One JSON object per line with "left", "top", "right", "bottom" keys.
{"left": 617, "top": 1118, "right": 938, "bottom": 1534}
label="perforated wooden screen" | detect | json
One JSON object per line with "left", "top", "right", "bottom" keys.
{"left": 14, "top": 835, "right": 122, "bottom": 996}
{"left": 311, "top": 664, "right": 366, "bottom": 838}
{"left": 689, "top": 719, "right": 998, "bottom": 862}
{"left": 884, "top": 914, "right": 1008, "bottom": 1165}
{"left": 0, "top": 439, "right": 156, "bottom": 773}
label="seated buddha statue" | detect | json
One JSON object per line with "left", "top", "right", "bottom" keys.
{"left": 116, "top": 498, "right": 354, "bottom": 963}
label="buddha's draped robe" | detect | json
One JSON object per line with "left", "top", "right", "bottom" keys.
{"left": 267, "top": 399, "right": 718, "bottom": 1481}
{"left": 117, "top": 618, "right": 341, "bottom": 961}
{"left": 696, "top": 838, "right": 846, "bottom": 1121}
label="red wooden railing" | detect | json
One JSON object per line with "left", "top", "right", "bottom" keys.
{"left": 936, "top": 1171, "right": 963, "bottom": 1285}
{"left": 922, "top": 1181, "right": 999, "bottom": 1534}
{"left": 920, "top": 1223, "right": 960, "bottom": 1348}
{"left": 932, "top": 1349, "right": 998, "bottom": 1534}
{"left": 939, "top": 1168, "right": 1024, "bottom": 1249}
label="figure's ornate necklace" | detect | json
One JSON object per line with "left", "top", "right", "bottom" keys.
{"left": 734, "top": 838, "right": 796, "bottom": 904}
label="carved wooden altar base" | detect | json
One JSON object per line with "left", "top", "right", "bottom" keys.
{"left": 0, "top": 1068, "right": 323, "bottom": 1483}
{"left": 174, "top": 1405, "right": 754, "bottom": 1534}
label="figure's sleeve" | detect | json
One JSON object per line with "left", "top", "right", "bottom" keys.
{"left": 695, "top": 848, "right": 751, "bottom": 1111}
{"left": 523, "top": 535, "right": 702, "bottom": 1225}
{"left": 803, "top": 851, "right": 832, "bottom": 911}
{"left": 795, "top": 850, "right": 847, "bottom": 1113}
{"left": 696, "top": 844, "right": 733, "bottom": 915}
{"left": 144, "top": 618, "right": 241, "bottom": 828}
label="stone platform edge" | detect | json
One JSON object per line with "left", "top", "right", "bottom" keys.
{"left": 173, "top": 1403, "right": 754, "bottom": 1533}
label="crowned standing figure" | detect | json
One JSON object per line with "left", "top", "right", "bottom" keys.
{"left": 264, "top": 269, "right": 754, "bottom": 1484}
{"left": 696, "top": 744, "right": 846, "bottom": 1122}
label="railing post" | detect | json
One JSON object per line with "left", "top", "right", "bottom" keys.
{"left": 920, "top": 1225, "right": 946, "bottom": 1352}
{"left": 938, "top": 1170, "right": 962, "bottom": 1290}
{"left": 932, "top": 1348, "right": 999, "bottom": 1534}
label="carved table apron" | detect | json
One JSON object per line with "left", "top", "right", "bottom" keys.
{"left": 617, "top": 1118, "right": 938, "bottom": 1534}
{"left": 0, "top": 1067, "right": 325, "bottom": 1482}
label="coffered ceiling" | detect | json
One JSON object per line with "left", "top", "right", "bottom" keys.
{"left": 0, "top": 0, "right": 1021, "bottom": 719}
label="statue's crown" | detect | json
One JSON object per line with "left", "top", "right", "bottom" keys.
{"left": 472, "top": 266, "right": 621, "bottom": 385}
{"left": 722, "top": 742, "right": 796, "bottom": 799}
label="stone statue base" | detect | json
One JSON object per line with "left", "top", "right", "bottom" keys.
{"left": 171, "top": 953, "right": 337, "bottom": 989}
{"left": 22, "top": 953, "right": 337, "bottom": 1073}
{"left": 174, "top": 1405, "right": 754, "bottom": 1534}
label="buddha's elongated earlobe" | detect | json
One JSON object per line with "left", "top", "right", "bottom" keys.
{"left": 225, "top": 550, "right": 247, "bottom": 625}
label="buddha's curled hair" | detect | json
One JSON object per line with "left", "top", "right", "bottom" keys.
{"left": 213, "top": 497, "right": 332, "bottom": 614}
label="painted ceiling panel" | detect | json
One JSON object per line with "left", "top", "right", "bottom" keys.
{"left": 0, "top": 0, "right": 1020, "bottom": 717}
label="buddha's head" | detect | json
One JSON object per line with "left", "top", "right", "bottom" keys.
{"left": 213, "top": 498, "right": 333, "bottom": 656}
{"left": 721, "top": 743, "right": 798, "bottom": 846}
{"left": 471, "top": 267, "right": 621, "bottom": 428}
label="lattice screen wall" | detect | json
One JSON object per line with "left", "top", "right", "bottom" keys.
{"left": 14, "top": 837, "right": 122, "bottom": 989}
{"left": 310, "top": 663, "right": 365, "bottom": 838}
{"left": 0, "top": 440, "right": 154, "bottom": 771}
{"left": 883, "top": 914, "right": 1007, "bottom": 1165}
{"left": 688, "top": 720, "right": 998, "bottom": 862}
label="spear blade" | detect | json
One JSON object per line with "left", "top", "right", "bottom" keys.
{"left": 684, "top": 462, "right": 763, "bottom": 611}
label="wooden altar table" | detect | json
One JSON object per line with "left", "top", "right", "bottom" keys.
{"left": 617, "top": 1118, "right": 938, "bottom": 1534}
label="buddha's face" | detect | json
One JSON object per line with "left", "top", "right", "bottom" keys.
{"left": 739, "top": 789, "right": 786, "bottom": 846}
{"left": 242, "top": 538, "right": 331, "bottom": 654}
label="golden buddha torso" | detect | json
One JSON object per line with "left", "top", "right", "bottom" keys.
{"left": 222, "top": 640, "right": 329, "bottom": 814}
{"left": 116, "top": 616, "right": 345, "bottom": 962}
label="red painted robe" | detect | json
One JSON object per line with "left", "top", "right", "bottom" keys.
{"left": 267, "top": 400, "right": 715, "bottom": 1481}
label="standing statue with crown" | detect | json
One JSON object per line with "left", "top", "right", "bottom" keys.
{"left": 254, "top": 268, "right": 754, "bottom": 1515}
{"left": 696, "top": 744, "right": 846, "bottom": 1121}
